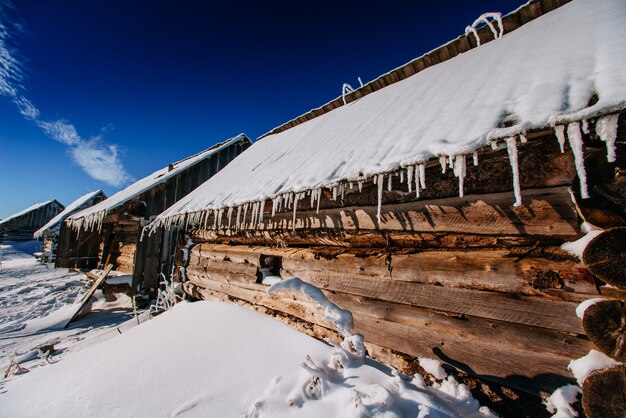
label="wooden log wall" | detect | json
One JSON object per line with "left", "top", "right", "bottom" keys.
{"left": 182, "top": 243, "right": 598, "bottom": 395}
{"left": 99, "top": 222, "right": 140, "bottom": 274}
{"left": 179, "top": 123, "right": 626, "bottom": 396}
{"left": 0, "top": 200, "right": 64, "bottom": 241}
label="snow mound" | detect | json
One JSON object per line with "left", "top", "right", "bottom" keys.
{"left": 1, "top": 301, "right": 495, "bottom": 417}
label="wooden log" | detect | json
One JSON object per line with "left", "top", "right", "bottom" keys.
{"left": 184, "top": 278, "right": 578, "bottom": 394}
{"left": 280, "top": 269, "right": 584, "bottom": 334}
{"left": 191, "top": 228, "right": 562, "bottom": 249}
{"left": 244, "top": 187, "right": 579, "bottom": 238}
{"left": 582, "top": 365, "right": 626, "bottom": 418}
{"left": 185, "top": 269, "right": 591, "bottom": 358}
{"left": 582, "top": 299, "right": 626, "bottom": 362}
{"left": 583, "top": 228, "right": 626, "bottom": 289}
{"left": 187, "top": 243, "right": 597, "bottom": 301}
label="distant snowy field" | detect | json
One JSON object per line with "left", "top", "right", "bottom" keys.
{"left": 0, "top": 243, "right": 496, "bottom": 417}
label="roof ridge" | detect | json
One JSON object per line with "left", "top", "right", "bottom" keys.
{"left": 257, "top": 0, "right": 571, "bottom": 140}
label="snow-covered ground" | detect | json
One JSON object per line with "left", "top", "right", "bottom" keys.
{"left": 0, "top": 241, "right": 140, "bottom": 375}
{"left": 0, "top": 242, "right": 497, "bottom": 417}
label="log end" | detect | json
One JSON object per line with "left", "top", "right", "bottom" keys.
{"left": 582, "top": 365, "right": 626, "bottom": 418}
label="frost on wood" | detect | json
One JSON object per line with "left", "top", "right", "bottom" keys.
{"left": 595, "top": 114, "right": 619, "bottom": 162}
{"left": 567, "top": 122, "right": 589, "bottom": 199}
{"left": 150, "top": 273, "right": 184, "bottom": 315}
{"left": 268, "top": 278, "right": 357, "bottom": 340}
{"left": 465, "top": 12, "right": 503, "bottom": 46}
{"left": 561, "top": 222, "right": 603, "bottom": 258}
{"left": 576, "top": 298, "right": 607, "bottom": 320}
{"left": 568, "top": 349, "right": 621, "bottom": 386}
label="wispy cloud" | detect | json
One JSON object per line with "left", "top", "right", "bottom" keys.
{"left": 0, "top": 4, "right": 131, "bottom": 188}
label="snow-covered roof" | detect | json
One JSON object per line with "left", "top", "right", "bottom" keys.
{"left": 33, "top": 190, "right": 105, "bottom": 239}
{"left": 153, "top": 0, "right": 626, "bottom": 230}
{"left": 0, "top": 200, "right": 60, "bottom": 226}
{"left": 67, "top": 134, "right": 250, "bottom": 230}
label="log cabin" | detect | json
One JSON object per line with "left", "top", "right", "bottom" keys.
{"left": 33, "top": 190, "right": 107, "bottom": 262}
{"left": 64, "top": 134, "right": 252, "bottom": 291}
{"left": 148, "top": 0, "right": 626, "bottom": 397}
{"left": 0, "top": 200, "right": 64, "bottom": 242}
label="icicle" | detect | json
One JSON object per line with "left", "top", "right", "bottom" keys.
{"left": 415, "top": 178, "right": 420, "bottom": 198}
{"left": 358, "top": 181, "right": 363, "bottom": 192}
{"left": 418, "top": 164, "right": 426, "bottom": 190}
{"left": 567, "top": 122, "right": 589, "bottom": 199}
{"left": 407, "top": 165, "right": 414, "bottom": 192}
{"left": 259, "top": 200, "right": 265, "bottom": 223}
{"left": 236, "top": 206, "right": 241, "bottom": 232}
{"left": 519, "top": 134, "right": 528, "bottom": 143}
{"left": 271, "top": 198, "right": 277, "bottom": 217}
{"left": 373, "top": 175, "right": 377, "bottom": 185}
{"left": 340, "top": 184, "right": 345, "bottom": 201}
{"left": 218, "top": 209, "right": 224, "bottom": 229}
{"left": 292, "top": 193, "right": 300, "bottom": 231}
{"left": 243, "top": 203, "right": 249, "bottom": 228}
{"left": 505, "top": 137, "right": 522, "bottom": 206}
{"left": 453, "top": 154, "right": 466, "bottom": 198}
{"left": 448, "top": 155, "right": 454, "bottom": 169}
{"left": 596, "top": 114, "right": 619, "bottom": 163}
{"left": 490, "top": 140, "right": 498, "bottom": 150}
{"left": 332, "top": 186, "right": 338, "bottom": 201}
{"left": 472, "top": 151, "right": 479, "bottom": 166}
{"left": 581, "top": 119, "right": 590, "bottom": 134}
{"left": 310, "top": 190, "right": 315, "bottom": 209}
{"left": 349, "top": 182, "right": 353, "bottom": 189}
{"left": 376, "top": 174, "right": 384, "bottom": 224}
{"left": 387, "top": 174, "right": 392, "bottom": 191}
{"left": 227, "top": 207, "right": 233, "bottom": 230}
{"left": 316, "top": 188, "right": 321, "bottom": 214}
{"left": 554, "top": 125, "right": 566, "bottom": 153}
{"left": 400, "top": 170, "right": 404, "bottom": 183}
{"left": 212, "top": 209, "right": 218, "bottom": 230}
{"left": 251, "top": 202, "right": 258, "bottom": 228}
{"left": 439, "top": 156, "right": 447, "bottom": 174}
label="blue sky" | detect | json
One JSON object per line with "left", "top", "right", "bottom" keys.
{"left": 0, "top": 0, "right": 522, "bottom": 218}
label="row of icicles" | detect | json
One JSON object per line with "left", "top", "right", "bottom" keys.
{"left": 71, "top": 114, "right": 620, "bottom": 236}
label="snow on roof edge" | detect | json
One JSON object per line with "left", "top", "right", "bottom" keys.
{"left": 147, "top": 0, "right": 626, "bottom": 232}
{"left": 67, "top": 133, "right": 251, "bottom": 230}
{"left": 33, "top": 190, "right": 105, "bottom": 239}
{"left": 0, "top": 200, "right": 61, "bottom": 226}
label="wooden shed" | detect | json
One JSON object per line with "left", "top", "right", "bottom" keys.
{"left": 0, "top": 200, "right": 64, "bottom": 242}
{"left": 148, "top": 0, "right": 626, "bottom": 398}
{"left": 64, "top": 134, "right": 252, "bottom": 290}
{"left": 33, "top": 190, "right": 107, "bottom": 262}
